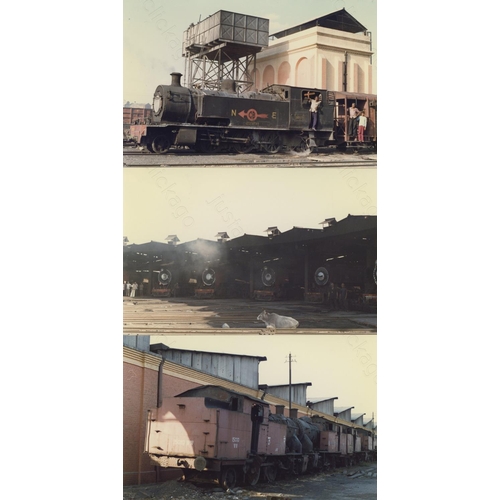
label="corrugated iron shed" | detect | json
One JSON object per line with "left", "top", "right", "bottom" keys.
{"left": 150, "top": 343, "right": 266, "bottom": 390}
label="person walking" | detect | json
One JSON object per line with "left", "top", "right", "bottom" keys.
{"left": 130, "top": 282, "right": 138, "bottom": 298}
{"left": 126, "top": 281, "right": 131, "bottom": 297}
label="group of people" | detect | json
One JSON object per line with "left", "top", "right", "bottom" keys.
{"left": 327, "top": 282, "right": 349, "bottom": 311}
{"left": 348, "top": 103, "right": 368, "bottom": 142}
{"left": 309, "top": 97, "right": 368, "bottom": 142}
{"left": 123, "top": 281, "right": 141, "bottom": 298}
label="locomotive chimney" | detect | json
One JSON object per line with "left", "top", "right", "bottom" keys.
{"left": 275, "top": 405, "right": 285, "bottom": 415}
{"left": 170, "top": 72, "right": 182, "bottom": 87}
{"left": 289, "top": 408, "right": 298, "bottom": 418}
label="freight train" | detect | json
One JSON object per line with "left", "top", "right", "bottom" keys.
{"left": 129, "top": 72, "right": 377, "bottom": 154}
{"left": 145, "top": 385, "right": 376, "bottom": 489}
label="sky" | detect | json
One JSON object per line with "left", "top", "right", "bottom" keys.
{"left": 150, "top": 334, "right": 377, "bottom": 420}
{"left": 123, "top": 166, "right": 376, "bottom": 244}
{"left": 124, "top": 0, "right": 377, "bottom": 104}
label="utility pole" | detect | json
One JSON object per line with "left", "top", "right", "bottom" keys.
{"left": 286, "top": 352, "right": 297, "bottom": 417}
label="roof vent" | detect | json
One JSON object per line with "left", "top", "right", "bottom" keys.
{"left": 319, "top": 217, "right": 337, "bottom": 228}
{"left": 165, "top": 235, "right": 180, "bottom": 245}
{"left": 215, "top": 232, "right": 230, "bottom": 242}
{"left": 264, "top": 226, "right": 281, "bottom": 238}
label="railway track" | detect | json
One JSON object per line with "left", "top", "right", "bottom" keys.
{"left": 123, "top": 155, "right": 376, "bottom": 168}
{"left": 123, "top": 147, "right": 376, "bottom": 168}
{"left": 123, "top": 326, "right": 376, "bottom": 335}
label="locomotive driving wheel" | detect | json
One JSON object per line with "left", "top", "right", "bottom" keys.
{"left": 264, "top": 464, "right": 278, "bottom": 483}
{"left": 151, "top": 135, "right": 170, "bottom": 154}
{"left": 262, "top": 132, "right": 282, "bottom": 154}
{"left": 219, "top": 467, "right": 238, "bottom": 489}
{"left": 294, "top": 136, "right": 310, "bottom": 153}
{"left": 245, "top": 464, "right": 261, "bottom": 486}
{"left": 233, "top": 142, "right": 255, "bottom": 154}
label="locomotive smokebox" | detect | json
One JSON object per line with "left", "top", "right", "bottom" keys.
{"left": 152, "top": 72, "right": 195, "bottom": 124}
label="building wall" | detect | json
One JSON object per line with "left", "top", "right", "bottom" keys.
{"left": 254, "top": 26, "right": 373, "bottom": 93}
{"left": 162, "top": 349, "right": 263, "bottom": 389}
{"left": 311, "top": 399, "right": 335, "bottom": 416}
{"left": 123, "top": 348, "right": 201, "bottom": 486}
{"left": 265, "top": 384, "right": 310, "bottom": 406}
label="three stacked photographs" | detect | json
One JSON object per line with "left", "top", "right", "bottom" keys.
{"left": 123, "top": 2, "right": 377, "bottom": 498}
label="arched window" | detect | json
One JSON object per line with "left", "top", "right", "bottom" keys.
{"left": 295, "top": 57, "right": 310, "bottom": 87}
{"left": 262, "top": 65, "right": 275, "bottom": 88}
{"left": 277, "top": 61, "right": 291, "bottom": 85}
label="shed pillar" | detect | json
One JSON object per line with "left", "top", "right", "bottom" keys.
{"left": 304, "top": 252, "right": 309, "bottom": 298}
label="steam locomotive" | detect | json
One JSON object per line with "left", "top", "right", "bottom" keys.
{"left": 145, "top": 385, "right": 376, "bottom": 489}
{"left": 130, "top": 72, "right": 377, "bottom": 154}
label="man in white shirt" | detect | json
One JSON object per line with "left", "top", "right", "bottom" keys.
{"left": 357, "top": 111, "right": 368, "bottom": 142}
{"left": 309, "top": 95, "right": 321, "bottom": 130}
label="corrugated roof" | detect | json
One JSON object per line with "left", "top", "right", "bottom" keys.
{"left": 271, "top": 9, "right": 367, "bottom": 39}
{"left": 151, "top": 343, "right": 267, "bottom": 361}
{"left": 261, "top": 382, "right": 312, "bottom": 389}
{"left": 307, "top": 397, "right": 338, "bottom": 404}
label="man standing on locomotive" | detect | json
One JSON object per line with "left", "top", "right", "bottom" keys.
{"left": 348, "top": 103, "right": 360, "bottom": 140}
{"left": 309, "top": 95, "right": 321, "bottom": 131}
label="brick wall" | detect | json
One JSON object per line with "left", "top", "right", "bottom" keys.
{"left": 123, "top": 360, "right": 200, "bottom": 486}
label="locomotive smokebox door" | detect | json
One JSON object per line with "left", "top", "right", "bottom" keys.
{"left": 202, "top": 268, "right": 216, "bottom": 286}
{"left": 314, "top": 267, "right": 329, "bottom": 286}
{"left": 158, "top": 269, "right": 172, "bottom": 286}
{"left": 261, "top": 267, "right": 276, "bottom": 287}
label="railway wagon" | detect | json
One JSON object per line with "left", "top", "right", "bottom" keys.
{"left": 123, "top": 106, "right": 152, "bottom": 142}
{"left": 130, "top": 72, "right": 376, "bottom": 154}
{"left": 145, "top": 385, "right": 376, "bottom": 489}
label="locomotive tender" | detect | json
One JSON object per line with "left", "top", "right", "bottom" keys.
{"left": 145, "top": 385, "right": 376, "bottom": 489}
{"left": 130, "top": 72, "right": 377, "bottom": 154}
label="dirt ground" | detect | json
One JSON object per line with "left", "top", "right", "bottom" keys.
{"left": 123, "top": 297, "right": 376, "bottom": 334}
{"left": 123, "top": 463, "right": 377, "bottom": 500}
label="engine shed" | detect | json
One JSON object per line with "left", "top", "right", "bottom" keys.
{"left": 123, "top": 214, "right": 376, "bottom": 308}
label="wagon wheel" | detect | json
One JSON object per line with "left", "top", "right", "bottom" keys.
{"left": 151, "top": 135, "right": 170, "bottom": 154}
{"left": 245, "top": 464, "right": 261, "bottom": 486}
{"left": 145, "top": 142, "right": 155, "bottom": 153}
{"left": 264, "top": 464, "right": 278, "bottom": 483}
{"left": 262, "top": 132, "right": 282, "bottom": 154}
{"left": 219, "top": 467, "right": 238, "bottom": 489}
